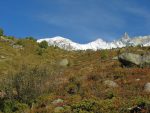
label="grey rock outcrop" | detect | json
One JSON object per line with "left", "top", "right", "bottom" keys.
{"left": 118, "top": 52, "right": 150, "bottom": 67}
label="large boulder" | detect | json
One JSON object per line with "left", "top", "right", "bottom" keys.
{"left": 118, "top": 52, "right": 150, "bottom": 67}
{"left": 118, "top": 53, "right": 141, "bottom": 67}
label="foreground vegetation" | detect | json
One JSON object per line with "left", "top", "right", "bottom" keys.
{"left": 0, "top": 33, "right": 150, "bottom": 113}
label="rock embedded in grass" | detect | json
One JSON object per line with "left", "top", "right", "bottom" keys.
{"left": 104, "top": 80, "right": 119, "bottom": 88}
{"left": 118, "top": 52, "right": 150, "bottom": 67}
{"left": 59, "top": 58, "right": 69, "bottom": 66}
{"left": 118, "top": 53, "right": 141, "bottom": 67}
{"left": 144, "top": 82, "right": 150, "bottom": 92}
{"left": 52, "top": 98, "right": 64, "bottom": 106}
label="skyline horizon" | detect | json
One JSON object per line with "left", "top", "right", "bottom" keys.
{"left": 37, "top": 32, "right": 150, "bottom": 44}
{"left": 2, "top": 29, "right": 150, "bottom": 43}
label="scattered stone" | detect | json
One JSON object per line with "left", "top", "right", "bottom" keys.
{"left": 0, "top": 56, "right": 6, "bottom": 59}
{"left": 144, "top": 83, "right": 150, "bottom": 92}
{"left": 59, "top": 59, "right": 69, "bottom": 66}
{"left": 0, "top": 36, "right": 15, "bottom": 44}
{"left": 135, "top": 78, "right": 140, "bottom": 81}
{"left": 13, "top": 45, "right": 23, "bottom": 49}
{"left": 112, "top": 56, "right": 118, "bottom": 60}
{"left": 12, "top": 89, "right": 18, "bottom": 96}
{"left": 52, "top": 98, "right": 64, "bottom": 106}
{"left": 104, "top": 80, "right": 119, "bottom": 88}
{"left": 0, "top": 90, "right": 6, "bottom": 98}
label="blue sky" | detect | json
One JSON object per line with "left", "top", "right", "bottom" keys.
{"left": 0, "top": 0, "right": 150, "bottom": 43}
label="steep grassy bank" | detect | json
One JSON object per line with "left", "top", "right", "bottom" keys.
{"left": 0, "top": 36, "right": 150, "bottom": 113}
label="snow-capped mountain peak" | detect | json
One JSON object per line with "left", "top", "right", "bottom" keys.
{"left": 37, "top": 36, "right": 71, "bottom": 43}
{"left": 120, "top": 32, "right": 130, "bottom": 43}
{"left": 37, "top": 33, "right": 150, "bottom": 50}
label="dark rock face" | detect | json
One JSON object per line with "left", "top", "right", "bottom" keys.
{"left": 128, "top": 102, "right": 150, "bottom": 113}
{"left": 118, "top": 53, "right": 150, "bottom": 67}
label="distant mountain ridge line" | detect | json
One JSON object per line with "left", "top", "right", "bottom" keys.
{"left": 37, "top": 33, "right": 150, "bottom": 50}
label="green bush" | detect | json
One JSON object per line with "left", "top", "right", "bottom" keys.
{"left": 25, "top": 36, "right": 36, "bottom": 41}
{"left": 39, "top": 41, "right": 48, "bottom": 49}
{"left": 0, "top": 28, "right": 4, "bottom": 36}
{"left": 36, "top": 48, "right": 45, "bottom": 55}
{"left": 15, "top": 40, "right": 25, "bottom": 46}
{"left": 3, "top": 65, "right": 51, "bottom": 104}
{"left": 106, "top": 92, "right": 114, "bottom": 99}
{"left": 65, "top": 83, "right": 79, "bottom": 94}
{"left": 100, "top": 50, "right": 108, "bottom": 60}
{"left": 65, "top": 77, "right": 81, "bottom": 95}
{"left": 0, "top": 100, "right": 28, "bottom": 113}
{"left": 71, "top": 99, "right": 102, "bottom": 113}
{"left": 5, "top": 36, "right": 15, "bottom": 40}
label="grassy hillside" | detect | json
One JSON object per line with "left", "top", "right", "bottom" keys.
{"left": 0, "top": 36, "right": 150, "bottom": 113}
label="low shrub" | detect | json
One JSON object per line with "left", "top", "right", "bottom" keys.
{"left": 3, "top": 65, "right": 52, "bottom": 104}
{"left": 38, "top": 41, "right": 48, "bottom": 49}
{"left": 36, "top": 48, "right": 45, "bottom": 55}
{"left": 0, "top": 100, "right": 28, "bottom": 113}
{"left": 25, "top": 36, "right": 36, "bottom": 41}
{"left": 65, "top": 83, "right": 79, "bottom": 95}
{"left": 71, "top": 99, "right": 102, "bottom": 113}
{"left": 0, "top": 28, "right": 4, "bottom": 36}
{"left": 100, "top": 50, "right": 108, "bottom": 60}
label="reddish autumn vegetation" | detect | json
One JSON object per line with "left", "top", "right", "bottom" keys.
{"left": 0, "top": 36, "right": 150, "bottom": 113}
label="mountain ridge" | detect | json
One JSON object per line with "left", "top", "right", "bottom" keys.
{"left": 37, "top": 33, "right": 150, "bottom": 50}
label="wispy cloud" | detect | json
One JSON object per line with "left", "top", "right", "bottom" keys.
{"left": 126, "top": 7, "right": 150, "bottom": 20}
{"left": 36, "top": 1, "right": 127, "bottom": 41}
{"left": 34, "top": 0, "right": 150, "bottom": 41}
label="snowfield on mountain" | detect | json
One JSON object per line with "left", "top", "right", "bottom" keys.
{"left": 37, "top": 33, "right": 150, "bottom": 50}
